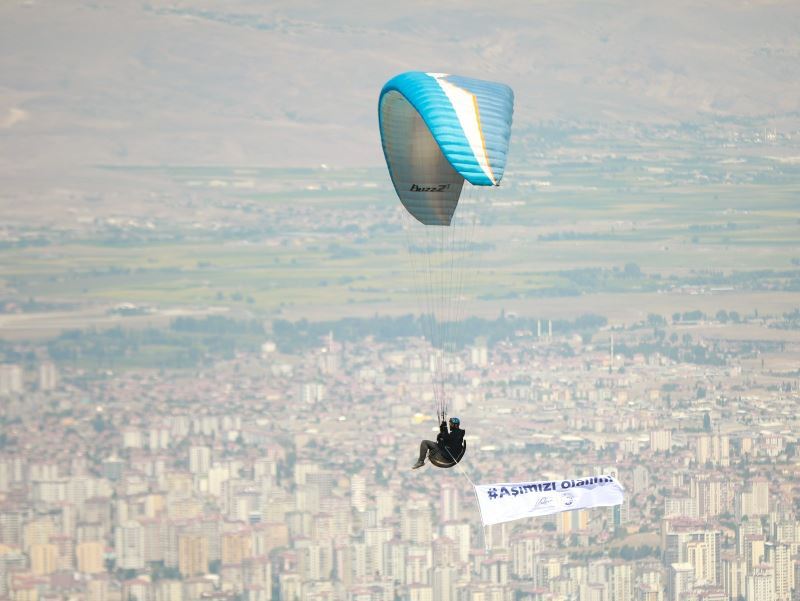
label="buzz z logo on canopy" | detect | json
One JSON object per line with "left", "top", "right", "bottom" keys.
{"left": 485, "top": 476, "right": 616, "bottom": 501}
{"left": 409, "top": 183, "right": 452, "bottom": 192}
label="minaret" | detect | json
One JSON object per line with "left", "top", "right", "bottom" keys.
{"left": 610, "top": 334, "right": 615, "bottom": 369}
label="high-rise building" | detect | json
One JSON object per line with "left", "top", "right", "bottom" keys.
{"left": 0, "top": 510, "right": 25, "bottom": 547}
{"left": 293, "top": 461, "right": 319, "bottom": 486}
{"left": 351, "top": 541, "right": 370, "bottom": 580}
{"left": 243, "top": 556, "right": 272, "bottom": 597}
{"left": 668, "top": 563, "right": 694, "bottom": 601}
{"left": 124, "top": 580, "right": 150, "bottom": 601}
{"left": 442, "top": 522, "right": 470, "bottom": 565}
{"left": 115, "top": 521, "right": 145, "bottom": 570}
{"left": 364, "top": 527, "right": 393, "bottom": 576}
{"left": 637, "top": 568, "right": 663, "bottom": 601}
{"left": 722, "top": 554, "right": 747, "bottom": 601}
{"left": 375, "top": 489, "right": 395, "bottom": 524}
{"left": 0, "top": 552, "right": 26, "bottom": 598}
{"left": 23, "top": 517, "right": 56, "bottom": 551}
{"left": 636, "top": 586, "right": 660, "bottom": 601}
{"left": 178, "top": 534, "right": 209, "bottom": 577}
{"left": 299, "top": 381, "right": 326, "bottom": 404}
{"left": 751, "top": 478, "right": 769, "bottom": 514}
{"left": 77, "top": 541, "right": 105, "bottom": 574}
{"left": 51, "top": 534, "right": 74, "bottom": 570}
{"left": 558, "top": 508, "right": 589, "bottom": 535}
{"left": 737, "top": 478, "right": 769, "bottom": 518}
{"left": 774, "top": 520, "right": 800, "bottom": 545}
{"left": 154, "top": 579, "right": 181, "bottom": 601}
{"left": 769, "top": 542, "right": 793, "bottom": 601}
{"left": 29, "top": 543, "right": 58, "bottom": 575}
{"left": 649, "top": 430, "right": 672, "bottom": 453}
{"left": 486, "top": 522, "right": 509, "bottom": 550}
{"left": 401, "top": 502, "right": 432, "bottom": 545}
{"left": 101, "top": 456, "right": 124, "bottom": 481}
{"left": 744, "top": 535, "right": 766, "bottom": 568}
{"left": 406, "top": 583, "right": 433, "bottom": 601}
{"left": 736, "top": 520, "right": 762, "bottom": 554}
{"left": 0, "top": 364, "right": 23, "bottom": 396}
{"left": 306, "top": 471, "right": 335, "bottom": 498}
{"left": 253, "top": 458, "right": 277, "bottom": 484}
{"left": 38, "top": 362, "right": 58, "bottom": 391}
{"left": 469, "top": 344, "right": 488, "bottom": 367}
{"left": 148, "top": 426, "right": 170, "bottom": 451}
{"left": 221, "top": 531, "right": 252, "bottom": 565}
{"left": 663, "top": 520, "right": 720, "bottom": 585}
{"left": 432, "top": 566, "right": 457, "bottom": 601}
{"left": 692, "top": 434, "right": 730, "bottom": 466}
{"left": 609, "top": 562, "right": 632, "bottom": 601}
{"left": 296, "top": 539, "right": 333, "bottom": 581}
{"left": 350, "top": 474, "right": 366, "bottom": 513}
{"left": 745, "top": 565, "right": 775, "bottom": 601}
{"left": 612, "top": 500, "right": 629, "bottom": 527}
{"left": 632, "top": 465, "right": 650, "bottom": 495}
{"left": 0, "top": 462, "right": 9, "bottom": 494}
{"left": 691, "top": 475, "right": 733, "bottom": 519}
{"left": 406, "top": 546, "right": 431, "bottom": 585}
{"left": 511, "top": 533, "right": 540, "bottom": 579}
{"left": 535, "top": 553, "right": 567, "bottom": 589}
{"left": 189, "top": 446, "right": 211, "bottom": 475}
{"left": 793, "top": 562, "right": 800, "bottom": 601}
{"left": 382, "top": 540, "right": 406, "bottom": 585}
{"left": 664, "top": 497, "right": 698, "bottom": 519}
{"left": 87, "top": 577, "right": 110, "bottom": 601}
{"left": 440, "top": 484, "right": 459, "bottom": 522}
{"left": 432, "top": 535, "right": 459, "bottom": 569}
{"left": 686, "top": 540, "right": 712, "bottom": 584}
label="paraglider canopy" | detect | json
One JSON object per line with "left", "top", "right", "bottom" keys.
{"left": 379, "top": 71, "right": 514, "bottom": 225}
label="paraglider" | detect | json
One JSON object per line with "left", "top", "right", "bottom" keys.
{"left": 379, "top": 74, "right": 624, "bottom": 538}
{"left": 378, "top": 72, "right": 514, "bottom": 466}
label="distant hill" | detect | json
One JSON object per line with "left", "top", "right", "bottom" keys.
{"left": 1, "top": 0, "right": 798, "bottom": 174}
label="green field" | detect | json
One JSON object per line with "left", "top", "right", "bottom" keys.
{"left": 2, "top": 130, "right": 799, "bottom": 339}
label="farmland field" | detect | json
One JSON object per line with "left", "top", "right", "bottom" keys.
{"left": 2, "top": 123, "right": 799, "bottom": 340}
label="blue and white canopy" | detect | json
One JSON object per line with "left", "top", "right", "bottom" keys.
{"left": 379, "top": 71, "right": 514, "bottom": 225}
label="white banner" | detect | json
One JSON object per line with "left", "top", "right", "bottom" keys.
{"left": 474, "top": 475, "right": 624, "bottom": 526}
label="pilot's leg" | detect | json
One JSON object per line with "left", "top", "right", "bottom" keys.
{"left": 419, "top": 440, "right": 438, "bottom": 461}
{"left": 413, "top": 440, "right": 438, "bottom": 469}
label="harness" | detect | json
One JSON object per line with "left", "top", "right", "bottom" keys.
{"left": 429, "top": 439, "right": 467, "bottom": 468}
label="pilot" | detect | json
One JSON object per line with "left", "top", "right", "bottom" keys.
{"left": 412, "top": 417, "right": 464, "bottom": 469}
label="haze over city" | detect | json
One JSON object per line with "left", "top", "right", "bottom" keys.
{"left": 1, "top": 2, "right": 799, "bottom": 601}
